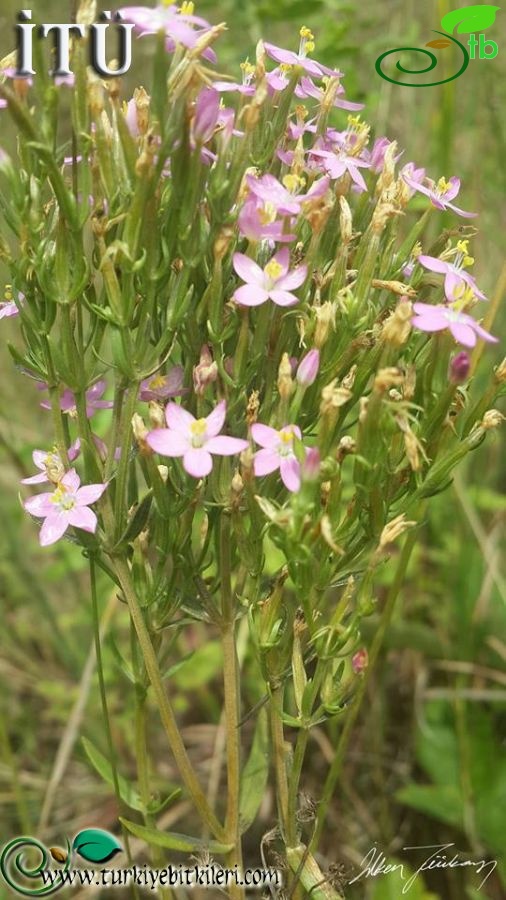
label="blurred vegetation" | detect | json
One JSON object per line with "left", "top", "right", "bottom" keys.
{"left": 0, "top": 1, "right": 505, "bottom": 898}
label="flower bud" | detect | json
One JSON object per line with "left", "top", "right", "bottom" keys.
{"left": 133, "top": 86, "right": 150, "bottom": 135}
{"left": 157, "top": 465, "right": 169, "bottom": 483}
{"left": 336, "top": 435, "right": 356, "bottom": 462}
{"left": 481, "top": 410, "right": 505, "bottom": 431}
{"left": 278, "top": 353, "right": 294, "bottom": 400}
{"left": 132, "top": 412, "right": 151, "bottom": 455}
{"left": 494, "top": 358, "right": 506, "bottom": 384}
{"left": 302, "top": 447, "right": 321, "bottom": 481}
{"left": 296, "top": 349, "right": 320, "bottom": 387}
{"left": 381, "top": 299, "right": 413, "bottom": 347}
{"left": 193, "top": 345, "right": 218, "bottom": 396}
{"left": 449, "top": 351, "right": 471, "bottom": 385}
{"left": 148, "top": 401, "right": 166, "bottom": 430}
{"left": 352, "top": 648, "right": 368, "bottom": 674}
{"left": 313, "top": 302, "right": 337, "bottom": 348}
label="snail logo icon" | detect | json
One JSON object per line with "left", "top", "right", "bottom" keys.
{"left": 375, "top": 4, "right": 500, "bottom": 87}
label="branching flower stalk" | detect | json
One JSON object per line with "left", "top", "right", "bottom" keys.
{"left": 1, "top": 3, "right": 504, "bottom": 896}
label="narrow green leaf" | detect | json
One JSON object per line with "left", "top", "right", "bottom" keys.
{"left": 119, "top": 819, "right": 233, "bottom": 855}
{"left": 239, "top": 708, "right": 269, "bottom": 834}
{"left": 82, "top": 737, "right": 144, "bottom": 812}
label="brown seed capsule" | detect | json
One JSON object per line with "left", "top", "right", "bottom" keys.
{"left": 50, "top": 848, "right": 67, "bottom": 864}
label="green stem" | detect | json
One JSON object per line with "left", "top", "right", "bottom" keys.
{"left": 269, "top": 685, "right": 290, "bottom": 840}
{"left": 114, "top": 383, "right": 140, "bottom": 538}
{"left": 89, "top": 558, "right": 140, "bottom": 900}
{"left": 312, "top": 522, "right": 421, "bottom": 850}
{"left": 111, "top": 554, "right": 225, "bottom": 841}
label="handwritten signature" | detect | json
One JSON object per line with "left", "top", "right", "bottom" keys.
{"left": 348, "top": 843, "right": 497, "bottom": 894}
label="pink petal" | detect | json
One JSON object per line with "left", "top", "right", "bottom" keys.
{"left": 276, "top": 265, "right": 307, "bottom": 291}
{"left": 234, "top": 284, "right": 269, "bottom": 307}
{"left": 21, "top": 472, "right": 48, "bottom": 485}
{"left": 39, "top": 512, "right": 70, "bottom": 546}
{"left": 253, "top": 448, "right": 280, "bottom": 477}
{"left": 76, "top": 483, "right": 107, "bottom": 506}
{"left": 269, "top": 289, "right": 299, "bottom": 307}
{"left": 165, "top": 402, "right": 195, "bottom": 433}
{"left": 24, "top": 493, "right": 55, "bottom": 516}
{"left": 233, "top": 252, "right": 265, "bottom": 286}
{"left": 418, "top": 255, "right": 450, "bottom": 275}
{"left": 68, "top": 506, "right": 98, "bottom": 533}
{"left": 205, "top": 400, "right": 227, "bottom": 437}
{"left": 445, "top": 201, "right": 477, "bottom": 219}
{"left": 412, "top": 315, "right": 447, "bottom": 333}
{"left": 280, "top": 457, "right": 301, "bottom": 492}
{"left": 61, "top": 469, "right": 80, "bottom": 492}
{"left": 183, "top": 448, "right": 213, "bottom": 478}
{"left": 449, "top": 322, "right": 477, "bottom": 347}
{"left": 146, "top": 428, "right": 189, "bottom": 456}
{"left": 32, "top": 450, "right": 49, "bottom": 469}
{"left": 473, "top": 322, "right": 499, "bottom": 344}
{"left": 251, "top": 423, "right": 280, "bottom": 449}
{"left": 205, "top": 436, "right": 249, "bottom": 455}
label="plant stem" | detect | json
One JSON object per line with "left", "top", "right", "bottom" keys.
{"left": 220, "top": 514, "right": 245, "bottom": 898}
{"left": 311, "top": 523, "right": 421, "bottom": 850}
{"left": 111, "top": 554, "right": 225, "bottom": 841}
{"left": 269, "top": 685, "right": 290, "bottom": 839}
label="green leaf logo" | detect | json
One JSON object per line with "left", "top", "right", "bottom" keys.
{"left": 441, "top": 4, "right": 500, "bottom": 34}
{"left": 72, "top": 829, "right": 123, "bottom": 864}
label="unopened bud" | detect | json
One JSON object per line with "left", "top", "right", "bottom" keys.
{"left": 352, "top": 648, "right": 368, "bottom": 674}
{"left": 381, "top": 299, "right": 413, "bottom": 347}
{"left": 231, "top": 470, "right": 244, "bottom": 495}
{"left": 193, "top": 344, "right": 218, "bottom": 396}
{"left": 296, "top": 349, "right": 320, "bottom": 387}
{"left": 313, "top": 301, "right": 337, "bottom": 348}
{"left": 278, "top": 352, "right": 294, "bottom": 400}
{"left": 494, "top": 358, "right": 506, "bottom": 384}
{"left": 374, "top": 367, "right": 404, "bottom": 393}
{"left": 157, "top": 465, "right": 169, "bottom": 483}
{"left": 302, "top": 447, "right": 321, "bottom": 481}
{"left": 449, "top": 351, "right": 471, "bottom": 385}
{"left": 147, "top": 402, "right": 165, "bottom": 431}
{"left": 339, "top": 195, "right": 352, "bottom": 243}
{"left": 133, "top": 86, "right": 150, "bottom": 134}
{"left": 132, "top": 412, "right": 151, "bottom": 454}
{"left": 246, "top": 390, "right": 260, "bottom": 426}
{"left": 481, "top": 409, "right": 505, "bottom": 431}
{"left": 336, "top": 435, "right": 356, "bottom": 462}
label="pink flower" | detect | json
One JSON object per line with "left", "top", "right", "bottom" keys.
{"left": 402, "top": 171, "right": 476, "bottom": 218}
{"left": 193, "top": 87, "right": 220, "bottom": 144}
{"left": 22, "top": 441, "right": 80, "bottom": 485}
{"left": 39, "top": 380, "right": 113, "bottom": 417}
{"left": 0, "top": 290, "right": 24, "bottom": 320}
{"left": 24, "top": 469, "right": 107, "bottom": 546}
{"left": 418, "top": 251, "right": 486, "bottom": 303}
{"left": 449, "top": 352, "right": 471, "bottom": 384}
{"left": 412, "top": 303, "right": 498, "bottom": 348}
{"left": 309, "top": 147, "right": 370, "bottom": 192}
{"left": 296, "top": 349, "right": 320, "bottom": 386}
{"left": 246, "top": 173, "right": 329, "bottom": 216}
{"left": 352, "top": 648, "right": 368, "bottom": 674}
{"left": 232, "top": 248, "right": 307, "bottom": 308}
{"left": 263, "top": 41, "right": 343, "bottom": 80}
{"left": 251, "top": 423, "right": 304, "bottom": 492}
{"left": 119, "top": 4, "right": 216, "bottom": 61}
{"left": 146, "top": 400, "right": 248, "bottom": 478}
{"left": 140, "top": 366, "right": 185, "bottom": 402}
{"left": 238, "top": 200, "right": 295, "bottom": 243}
{"left": 295, "top": 76, "right": 363, "bottom": 112}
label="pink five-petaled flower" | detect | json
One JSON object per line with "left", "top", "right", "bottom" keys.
{"left": 295, "top": 76, "right": 363, "bottom": 112}
{"left": 402, "top": 171, "right": 476, "bottom": 219}
{"left": 119, "top": 4, "right": 216, "bottom": 62}
{"left": 412, "top": 303, "right": 498, "bottom": 348}
{"left": 251, "top": 423, "right": 303, "bottom": 492}
{"left": 139, "top": 366, "right": 186, "bottom": 402}
{"left": 232, "top": 248, "right": 307, "bottom": 308}
{"left": 246, "top": 173, "right": 329, "bottom": 216}
{"left": 418, "top": 248, "right": 486, "bottom": 303}
{"left": 22, "top": 441, "right": 80, "bottom": 485}
{"left": 39, "top": 380, "right": 114, "bottom": 417}
{"left": 146, "top": 400, "right": 248, "bottom": 479}
{"left": 24, "top": 469, "right": 107, "bottom": 547}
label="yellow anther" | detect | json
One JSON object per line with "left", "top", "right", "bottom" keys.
{"left": 240, "top": 60, "right": 255, "bottom": 77}
{"left": 463, "top": 255, "right": 474, "bottom": 267}
{"left": 456, "top": 239, "right": 469, "bottom": 255}
{"left": 304, "top": 41, "right": 315, "bottom": 53}
{"left": 279, "top": 429, "right": 294, "bottom": 444}
{"left": 190, "top": 419, "right": 207, "bottom": 436}
{"left": 149, "top": 374, "right": 166, "bottom": 390}
{"left": 265, "top": 260, "right": 284, "bottom": 281}
{"left": 347, "top": 114, "right": 362, "bottom": 129}
{"left": 279, "top": 64, "right": 293, "bottom": 74}
{"left": 299, "top": 26, "right": 314, "bottom": 40}
{"left": 282, "top": 173, "right": 304, "bottom": 193}
{"left": 437, "top": 176, "right": 450, "bottom": 193}
{"left": 179, "top": 1, "right": 195, "bottom": 14}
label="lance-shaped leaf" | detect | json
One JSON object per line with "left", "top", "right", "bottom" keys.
{"left": 72, "top": 829, "right": 123, "bottom": 863}
{"left": 441, "top": 5, "right": 500, "bottom": 34}
{"left": 119, "top": 819, "right": 233, "bottom": 855}
{"left": 239, "top": 709, "right": 269, "bottom": 834}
